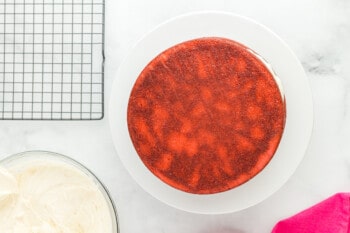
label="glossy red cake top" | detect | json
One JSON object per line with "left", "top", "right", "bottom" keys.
{"left": 127, "top": 37, "right": 286, "bottom": 194}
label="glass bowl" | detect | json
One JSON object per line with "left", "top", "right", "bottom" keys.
{"left": 0, "top": 150, "right": 119, "bottom": 233}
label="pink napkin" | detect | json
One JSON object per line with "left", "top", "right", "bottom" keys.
{"left": 272, "top": 193, "right": 350, "bottom": 233}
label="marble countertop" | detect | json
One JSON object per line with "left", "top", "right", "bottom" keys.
{"left": 1, "top": 0, "right": 350, "bottom": 232}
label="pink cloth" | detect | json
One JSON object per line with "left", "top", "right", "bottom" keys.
{"left": 272, "top": 193, "right": 350, "bottom": 233}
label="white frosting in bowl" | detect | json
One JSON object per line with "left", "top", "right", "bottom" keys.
{"left": 0, "top": 151, "right": 118, "bottom": 233}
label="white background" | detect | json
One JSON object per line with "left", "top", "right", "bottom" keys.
{"left": 1, "top": 0, "right": 350, "bottom": 232}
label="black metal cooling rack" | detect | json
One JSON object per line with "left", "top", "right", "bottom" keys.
{"left": 0, "top": 0, "right": 105, "bottom": 120}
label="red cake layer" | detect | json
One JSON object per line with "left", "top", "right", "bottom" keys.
{"left": 127, "top": 37, "right": 286, "bottom": 194}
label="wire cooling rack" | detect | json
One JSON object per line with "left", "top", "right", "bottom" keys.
{"left": 0, "top": 0, "right": 104, "bottom": 120}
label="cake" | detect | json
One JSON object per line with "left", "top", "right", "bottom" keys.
{"left": 127, "top": 37, "right": 286, "bottom": 194}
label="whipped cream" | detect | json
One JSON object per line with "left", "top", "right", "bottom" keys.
{"left": 0, "top": 153, "right": 115, "bottom": 233}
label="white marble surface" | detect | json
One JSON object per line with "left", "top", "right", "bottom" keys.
{"left": 1, "top": 0, "right": 350, "bottom": 232}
